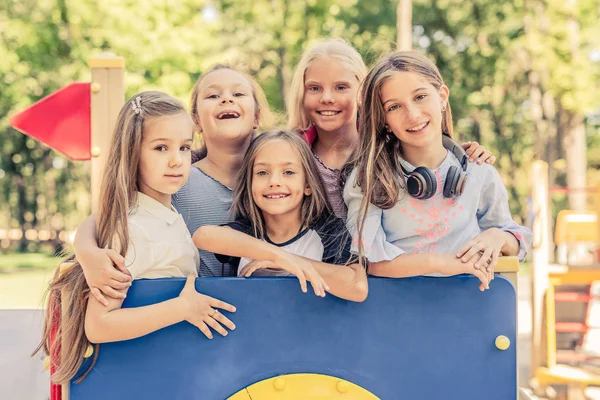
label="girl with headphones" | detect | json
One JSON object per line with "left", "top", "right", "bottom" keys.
{"left": 344, "top": 51, "right": 531, "bottom": 291}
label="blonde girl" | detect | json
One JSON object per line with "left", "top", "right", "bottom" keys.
{"left": 73, "top": 65, "right": 271, "bottom": 306}
{"left": 193, "top": 130, "right": 368, "bottom": 302}
{"left": 287, "top": 38, "right": 496, "bottom": 219}
{"left": 34, "top": 92, "right": 236, "bottom": 387}
{"left": 345, "top": 51, "right": 531, "bottom": 290}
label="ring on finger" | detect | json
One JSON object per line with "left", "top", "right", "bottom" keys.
{"left": 210, "top": 309, "right": 218, "bottom": 318}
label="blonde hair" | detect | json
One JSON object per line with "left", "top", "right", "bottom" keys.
{"left": 231, "top": 130, "right": 331, "bottom": 239}
{"left": 190, "top": 64, "right": 272, "bottom": 161}
{"left": 34, "top": 91, "right": 187, "bottom": 384}
{"left": 287, "top": 38, "right": 367, "bottom": 132}
{"left": 350, "top": 51, "right": 454, "bottom": 264}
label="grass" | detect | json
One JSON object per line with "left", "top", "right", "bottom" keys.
{"left": 0, "top": 252, "right": 60, "bottom": 274}
{"left": 0, "top": 252, "right": 61, "bottom": 309}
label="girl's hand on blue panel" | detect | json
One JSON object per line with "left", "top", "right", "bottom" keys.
{"left": 261, "top": 252, "right": 329, "bottom": 297}
{"left": 179, "top": 274, "right": 236, "bottom": 339}
{"left": 456, "top": 228, "right": 504, "bottom": 282}
{"left": 437, "top": 254, "right": 490, "bottom": 291}
{"left": 239, "top": 260, "right": 280, "bottom": 277}
{"left": 461, "top": 141, "right": 496, "bottom": 165}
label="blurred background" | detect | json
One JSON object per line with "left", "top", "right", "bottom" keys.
{"left": 1, "top": 0, "right": 599, "bottom": 398}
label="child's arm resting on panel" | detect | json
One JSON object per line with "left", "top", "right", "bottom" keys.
{"left": 85, "top": 274, "right": 236, "bottom": 343}
{"left": 456, "top": 228, "right": 519, "bottom": 281}
{"left": 369, "top": 253, "right": 490, "bottom": 291}
{"left": 240, "top": 256, "right": 368, "bottom": 302}
{"left": 74, "top": 215, "right": 131, "bottom": 306}
{"left": 193, "top": 225, "right": 329, "bottom": 297}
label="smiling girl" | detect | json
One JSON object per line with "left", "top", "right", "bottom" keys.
{"left": 72, "top": 65, "right": 272, "bottom": 306}
{"left": 344, "top": 51, "right": 531, "bottom": 290}
{"left": 193, "top": 130, "right": 368, "bottom": 302}
{"left": 35, "top": 92, "right": 236, "bottom": 390}
{"left": 287, "top": 39, "right": 497, "bottom": 219}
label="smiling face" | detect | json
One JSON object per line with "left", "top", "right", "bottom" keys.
{"left": 195, "top": 68, "right": 258, "bottom": 146}
{"left": 138, "top": 112, "right": 195, "bottom": 207}
{"left": 380, "top": 71, "right": 449, "bottom": 152}
{"left": 302, "top": 56, "right": 359, "bottom": 136}
{"left": 251, "top": 139, "right": 312, "bottom": 222}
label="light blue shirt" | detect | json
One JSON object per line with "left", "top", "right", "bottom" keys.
{"left": 344, "top": 151, "right": 532, "bottom": 263}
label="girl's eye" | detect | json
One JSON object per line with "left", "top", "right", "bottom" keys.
{"left": 256, "top": 170, "right": 268, "bottom": 176}
{"left": 415, "top": 94, "right": 427, "bottom": 101}
{"left": 234, "top": 92, "right": 245, "bottom": 97}
{"left": 307, "top": 86, "right": 320, "bottom": 92}
{"left": 181, "top": 145, "right": 191, "bottom": 151}
{"left": 284, "top": 170, "right": 296, "bottom": 176}
{"left": 336, "top": 85, "right": 349, "bottom": 91}
{"left": 155, "top": 145, "right": 167, "bottom": 151}
{"left": 388, "top": 104, "right": 400, "bottom": 112}
{"left": 206, "top": 94, "right": 218, "bottom": 99}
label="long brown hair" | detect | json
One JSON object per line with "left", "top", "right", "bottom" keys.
{"left": 33, "top": 91, "right": 187, "bottom": 384}
{"left": 189, "top": 64, "right": 272, "bottom": 162}
{"left": 350, "top": 51, "right": 453, "bottom": 262}
{"left": 231, "top": 129, "right": 331, "bottom": 239}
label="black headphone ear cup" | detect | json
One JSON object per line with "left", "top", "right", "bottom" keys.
{"left": 444, "top": 167, "right": 462, "bottom": 198}
{"left": 407, "top": 167, "right": 436, "bottom": 199}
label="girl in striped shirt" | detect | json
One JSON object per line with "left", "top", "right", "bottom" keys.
{"left": 72, "top": 65, "right": 273, "bottom": 308}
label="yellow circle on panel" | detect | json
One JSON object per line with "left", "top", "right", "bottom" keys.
{"left": 227, "top": 374, "right": 380, "bottom": 400}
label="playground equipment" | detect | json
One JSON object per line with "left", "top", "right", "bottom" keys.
{"left": 54, "top": 259, "right": 520, "bottom": 400}
{"left": 9, "top": 53, "right": 125, "bottom": 213}
{"left": 530, "top": 161, "right": 600, "bottom": 399}
{"left": 9, "top": 53, "right": 524, "bottom": 399}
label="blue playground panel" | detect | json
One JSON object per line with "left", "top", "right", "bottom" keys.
{"left": 70, "top": 275, "right": 517, "bottom": 399}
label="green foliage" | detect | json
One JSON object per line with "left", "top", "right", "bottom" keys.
{"left": 1, "top": 0, "right": 599, "bottom": 237}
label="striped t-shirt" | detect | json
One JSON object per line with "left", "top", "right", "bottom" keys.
{"left": 172, "top": 166, "right": 236, "bottom": 277}
{"left": 301, "top": 127, "right": 348, "bottom": 220}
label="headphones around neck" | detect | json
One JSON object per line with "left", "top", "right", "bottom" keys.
{"left": 401, "top": 135, "right": 468, "bottom": 200}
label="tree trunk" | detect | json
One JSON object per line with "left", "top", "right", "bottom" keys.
{"left": 562, "top": 0, "right": 587, "bottom": 211}
{"left": 273, "top": 0, "right": 291, "bottom": 110}
{"left": 396, "top": 0, "right": 412, "bottom": 51}
{"left": 561, "top": 109, "right": 587, "bottom": 210}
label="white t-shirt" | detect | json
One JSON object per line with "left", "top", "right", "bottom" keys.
{"left": 215, "top": 213, "right": 359, "bottom": 277}
{"left": 124, "top": 192, "right": 199, "bottom": 279}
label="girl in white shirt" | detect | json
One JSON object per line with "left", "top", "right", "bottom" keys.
{"left": 35, "top": 92, "right": 236, "bottom": 386}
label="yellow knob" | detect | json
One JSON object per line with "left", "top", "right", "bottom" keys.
{"left": 91, "top": 82, "right": 101, "bottom": 93}
{"left": 84, "top": 344, "right": 94, "bottom": 358}
{"left": 91, "top": 146, "right": 101, "bottom": 157}
{"left": 337, "top": 380, "right": 349, "bottom": 393}
{"left": 495, "top": 335, "right": 510, "bottom": 350}
{"left": 273, "top": 377, "right": 286, "bottom": 391}
{"left": 43, "top": 356, "right": 51, "bottom": 371}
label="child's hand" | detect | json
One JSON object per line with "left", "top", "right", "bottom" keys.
{"left": 456, "top": 228, "right": 505, "bottom": 281}
{"left": 461, "top": 141, "right": 496, "bottom": 165}
{"left": 238, "top": 260, "right": 280, "bottom": 276}
{"left": 437, "top": 254, "right": 490, "bottom": 291}
{"left": 79, "top": 247, "right": 132, "bottom": 307}
{"left": 179, "top": 274, "right": 236, "bottom": 339}
{"left": 241, "top": 253, "right": 329, "bottom": 297}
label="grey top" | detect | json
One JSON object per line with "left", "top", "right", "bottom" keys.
{"left": 344, "top": 151, "right": 532, "bottom": 263}
{"left": 172, "top": 166, "right": 236, "bottom": 277}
